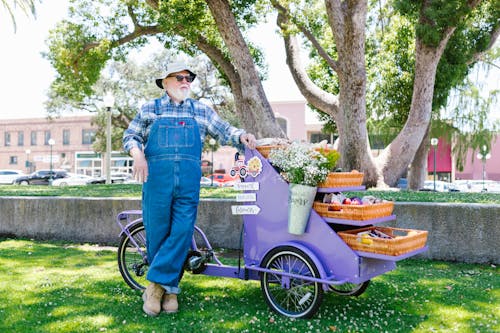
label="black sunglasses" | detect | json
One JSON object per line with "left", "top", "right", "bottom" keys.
{"left": 168, "top": 74, "right": 196, "bottom": 83}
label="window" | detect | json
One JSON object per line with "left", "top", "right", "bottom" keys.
{"left": 276, "top": 118, "right": 288, "bottom": 136}
{"left": 4, "top": 132, "right": 11, "bottom": 146}
{"left": 63, "top": 129, "right": 70, "bottom": 145}
{"left": 18, "top": 131, "right": 24, "bottom": 146}
{"left": 31, "top": 131, "right": 37, "bottom": 146}
{"left": 44, "top": 131, "right": 51, "bottom": 145}
{"left": 82, "top": 129, "right": 96, "bottom": 145}
{"left": 310, "top": 133, "right": 334, "bottom": 144}
{"left": 9, "top": 156, "right": 18, "bottom": 165}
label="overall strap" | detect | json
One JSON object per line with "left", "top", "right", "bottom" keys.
{"left": 154, "top": 98, "right": 162, "bottom": 115}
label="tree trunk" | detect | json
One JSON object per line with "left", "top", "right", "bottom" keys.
{"left": 379, "top": 29, "right": 454, "bottom": 187}
{"left": 408, "top": 124, "right": 430, "bottom": 190}
{"left": 205, "top": 0, "right": 285, "bottom": 139}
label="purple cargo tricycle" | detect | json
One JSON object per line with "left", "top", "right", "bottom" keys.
{"left": 116, "top": 148, "right": 427, "bottom": 318}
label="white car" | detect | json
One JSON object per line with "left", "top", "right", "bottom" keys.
{"left": 200, "top": 176, "right": 221, "bottom": 187}
{"left": 0, "top": 169, "right": 26, "bottom": 184}
{"left": 453, "top": 179, "right": 500, "bottom": 192}
{"left": 421, "top": 180, "right": 456, "bottom": 192}
{"left": 51, "top": 173, "right": 99, "bottom": 186}
{"left": 110, "top": 172, "right": 138, "bottom": 184}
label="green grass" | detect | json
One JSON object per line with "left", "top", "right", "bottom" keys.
{"left": 0, "top": 238, "right": 498, "bottom": 333}
{"left": 1, "top": 184, "right": 500, "bottom": 203}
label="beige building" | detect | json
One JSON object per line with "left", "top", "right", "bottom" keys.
{"left": 0, "top": 100, "right": 324, "bottom": 176}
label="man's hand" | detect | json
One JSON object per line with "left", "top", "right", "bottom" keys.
{"left": 130, "top": 147, "right": 148, "bottom": 183}
{"left": 240, "top": 133, "right": 257, "bottom": 149}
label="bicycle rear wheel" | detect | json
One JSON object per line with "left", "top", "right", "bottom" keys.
{"left": 117, "top": 221, "right": 148, "bottom": 290}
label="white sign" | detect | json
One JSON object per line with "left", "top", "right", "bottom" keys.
{"left": 234, "top": 182, "right": 260, "bottom": 191}
{"left": 231, "top": 205, "right": 261, "bottom": 215}
{"left": 236, "top": 193, "right": 257, "bottom": 202}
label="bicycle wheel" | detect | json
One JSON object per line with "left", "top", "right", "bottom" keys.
{"left": 329, "top": 280, "right": 370, "bottom": 296}
{"left": 117, "top": 221, "right": 148, "bottom": 290}
{"left": 260, "top": 246, "right": 324, "bottom": 319}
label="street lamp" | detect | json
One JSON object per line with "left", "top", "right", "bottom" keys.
{"left": 209, "top": 138, "right": 216, "bottom": 186}
{"left": 476, "top": 145, "right": 491, "bottom": 192}
{"left": 48, "top": 139, "right": 55, "bottom": 185}
{"left": 430, "top": 138, "right": 438, "bottom": 192}
{"left": 103, "top": 92, "right": 115, "bottom": 185}
{"left": 25, "top": 149, "right": 31, "bottom": 173}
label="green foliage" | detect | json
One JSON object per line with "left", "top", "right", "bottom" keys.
{"left": 44, "top": 20, "right": 113, "bottom": 101}
{"left": 316, "top": 147, "right": 340, "bottom": 171}
{"left": 2, "top": 185, "right": 500, "bottom": 203}
{"left": 367, "top": 13, "right": 415, "bottom": 127}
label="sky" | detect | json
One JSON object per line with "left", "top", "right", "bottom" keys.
{"left": 0, "top": 1, "right": 303, "bottom": 120}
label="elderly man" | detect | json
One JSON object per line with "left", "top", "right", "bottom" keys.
{"left": 123, "top": 61, "right": 256, "bottom": 316}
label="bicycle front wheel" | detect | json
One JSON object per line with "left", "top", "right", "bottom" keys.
{"left": 117, "top": 221, "right": 148, "bottom": 290}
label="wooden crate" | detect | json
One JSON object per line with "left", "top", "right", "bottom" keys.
{"left": 255, "top": 145, "right": 286, "bottom": 158}
{"left": 318, "top": 172, "right": 363, "bottom": 188}
{"left": 338, "top": 226, "right": 428, "bottom": 256}
{"left": 313, "top": 201, "right": 394, "bottom": 220}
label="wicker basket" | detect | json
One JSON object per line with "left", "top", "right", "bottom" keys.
{"left": 255, "top": 145, "right": 286, "bottom": 158}
{"left": 313, "top": 201, "right": 394, "bottom": 220}
{"left": 338, "top": 226, "right": 428, "bottom": 256}
{"left": 318, "top": 172, "right": 364, "bottom": 188}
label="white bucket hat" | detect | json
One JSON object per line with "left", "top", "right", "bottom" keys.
{"left": 155, "top": 61, "right": 196, "bottom": 89}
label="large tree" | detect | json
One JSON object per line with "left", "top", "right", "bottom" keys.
{"left": 44, "top": 0, "right": 284, "bottom": 139}
{"left": 272, "top": 0, "right": 499, "bottom": 187}
{"left": 45, "top": 0, "right": 499, "bottom": 187}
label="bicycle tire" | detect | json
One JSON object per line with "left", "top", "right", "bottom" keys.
{"left": 117, "top": 221, "right": 148, "bottom": 290}
{"left": 260, "top": 246, "right": 324, "bottom": 319}
{"left": 329, "top": 280, "right": 370, "bottom": 296}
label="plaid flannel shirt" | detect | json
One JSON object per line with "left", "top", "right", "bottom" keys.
{"left": 123, "top": 94, "right": 245, "bottom": 153}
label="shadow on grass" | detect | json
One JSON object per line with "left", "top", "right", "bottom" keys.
{"left": 0, "top": 238, "right": 497, "bottom": 333}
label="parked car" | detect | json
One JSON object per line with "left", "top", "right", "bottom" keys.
{"left": 420, "top": 180, "right": 458, "bottom": 192}
{"left": 0, "top": 169, "right": 26, "bottom": 185}
{"left": 110, "top": 172, "right": 138, "bottom": 184}
{"left": 200, "top": 176, "right": 221, "bottom": 187}
{"left": 13, "top": 170, "right": 68, "bottom": 185}
{"left": 51, "top": 173, "right": 102, "bottom": 186}
{"left": 207, "top": 173, "right": 237, "bottom": 184}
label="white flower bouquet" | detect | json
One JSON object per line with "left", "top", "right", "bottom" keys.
{"left": 268, "top": 142, "right": 331, "bottom": 186}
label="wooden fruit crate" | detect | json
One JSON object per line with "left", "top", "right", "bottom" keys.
{"left": 338, "top": 226, "right": 428, "bottom": 256}
{"left": 313, "top": 201, "right": 394, "bottom": 220}
{"left": 318, "top": 172, "right": 363, "bottom": 188}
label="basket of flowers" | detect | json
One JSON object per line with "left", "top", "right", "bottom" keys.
{"left": 268, "top": 142, "right": 332, "bottom": 235}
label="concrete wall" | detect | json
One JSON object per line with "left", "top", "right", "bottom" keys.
{"left": 0, "top": 197, "right": 498, "bottom": 264}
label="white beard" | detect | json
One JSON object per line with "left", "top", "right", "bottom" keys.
{"left": 168, "top": 87, "right": 189, "bottom": 103}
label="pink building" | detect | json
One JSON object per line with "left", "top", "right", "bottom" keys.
{"left": 455, "top": 140, "right": 500, "bottom": 181}
{"left": 427, "top": 136, "right": 500, "bottom": 181}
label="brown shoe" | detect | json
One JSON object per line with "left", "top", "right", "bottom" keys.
{"left": 142, "top": 282, "right": 164, "bottom": 316}
{"left": 162, "top": 293, "right": 178, "bottom": 313}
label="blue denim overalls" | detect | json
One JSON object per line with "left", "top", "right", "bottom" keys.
{"left": 143, "top": 98, "right": 202, "bottom": 294}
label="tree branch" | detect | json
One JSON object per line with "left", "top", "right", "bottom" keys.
{"left": 276, "top": 12, "right": 339, "bottom": 117}
{"left": 194, "top": 35, "right": 240, "bottom": 87}
{"left": 271, "top": 0, "right": 339, "bottom": 73}
{"left": 468, "top": 25, "right": 500, "bottom": 65}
